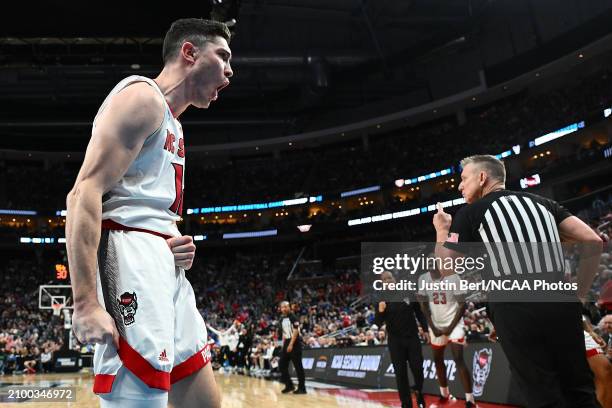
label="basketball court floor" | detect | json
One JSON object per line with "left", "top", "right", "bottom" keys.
{"left": 0, "top": 371, "right": 518, "bottom": 407}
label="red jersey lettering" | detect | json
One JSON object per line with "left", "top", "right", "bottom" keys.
{"left": 177, "top": 138, "right": 185, "bottom": 158}
{"left": 164, "top": 130, "right": 175, "bottom": 153}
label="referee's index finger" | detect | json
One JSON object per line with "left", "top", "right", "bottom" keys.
{"left": 436, "top": 202, "right": 444, "bottom": 212}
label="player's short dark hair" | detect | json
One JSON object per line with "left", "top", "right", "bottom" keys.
{"left": 460, "top": 154, "right": 506, "bottom": 183}
{"left": 162, "top": 18, "right": 231, "bottom": 64}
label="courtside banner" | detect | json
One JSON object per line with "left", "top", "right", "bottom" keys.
{"left": 293, "top": 346, "right": 386, "bottom": 388}
{"left": 293, "top": 343, "right": 524, "bottom": 406}
{"left": 361, "top": 242, "right": 607, "bottom": 303}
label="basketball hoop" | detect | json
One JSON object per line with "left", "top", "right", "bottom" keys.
{"left": 52, "top": 302, "right": 64, "bottom": 317}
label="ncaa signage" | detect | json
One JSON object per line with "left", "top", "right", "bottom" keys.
{"left": 385, "top": 363, "right": 395, "bottom": 377}
{"left": 384, "top": 359, "right": 456, "bottom": 381}
{"left": 423, "top": 359, "right": 457, "bottom": 381}
{"left": 302, "top": 358, "right": 315, "bottom": 370}
{"left": 315, "top": 356, "right": 328, "bottom": 371}
{"left": 331, "top": 355, "right": 344, "bottom": 369}
{"left": 360, "top": 355, "right": 381, "bottom": 371}
{"left": 330, "top": 354, "right": 381, "bottom": 372}
{"left": 295, "top": 344, "right": 523, "bottom": 406}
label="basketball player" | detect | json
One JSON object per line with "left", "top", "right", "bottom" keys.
{"left": 418, "top": 268, "right": 475, "bottom": 407}
{"left": 582, "top": 313, "right": 612, "bottom": 407}
{"left": 65, "top": 18, "right": 233, "bottom": 408}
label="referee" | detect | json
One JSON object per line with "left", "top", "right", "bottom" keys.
{"left": 278, "top": 301, "right": 306, "bottom": 395}
{"left": 374, "top": 271, "right": 428, "bottom": 408}
{"left": 434, "top": 154, "right": 602, "bottom": 407}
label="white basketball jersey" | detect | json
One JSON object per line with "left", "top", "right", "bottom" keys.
{"left": 418, "top": 272, "right": 465, "bottom": 327}
{"left": 97, "top": 76, "right": 185, "bottom": 237}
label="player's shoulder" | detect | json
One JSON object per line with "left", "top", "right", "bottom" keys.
{"left": 99, "top": 79, "right": 165, "bottom": 134}
{"left": 113, "top": 79, "right": 164, "bottom": 113}
{"left": 445, "top": 273, "right": 461, "bottom": 283}
{"left": 417, "top": 272, "right": 431, "bottom": 283}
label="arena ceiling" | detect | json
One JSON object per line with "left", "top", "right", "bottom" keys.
{"left": 0, "top": 0, "right": 492, "bottom": 149}
{"left": 2, "top": 0, "right": 612, "bottom": 152}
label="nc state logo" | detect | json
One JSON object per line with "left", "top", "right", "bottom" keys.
{"left": 118, "top": 292, "right": 138, "bottom": 326}
{"left": 472, "top": 348, "right": 493, "bottom": 397}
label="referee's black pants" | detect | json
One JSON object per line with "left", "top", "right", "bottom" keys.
{"left": 388, "top": 334, "right": 424, "bottom": 408}
{"left": 279, "top": 339, "right": 305, "bottom": 389}
{"left": 491, "top": 302, "right": 601, "bottom": 408}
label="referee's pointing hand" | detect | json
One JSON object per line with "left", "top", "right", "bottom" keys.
{"left": 433, "top": 202, "right": 452, "bottom": 232}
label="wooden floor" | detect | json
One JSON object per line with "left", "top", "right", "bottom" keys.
{"left": 0, "top": 371, "right": 517, "bottom": 407}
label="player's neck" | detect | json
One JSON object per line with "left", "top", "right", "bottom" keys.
{"left": 153, "top": 68, "right": 189, "bottom": 118}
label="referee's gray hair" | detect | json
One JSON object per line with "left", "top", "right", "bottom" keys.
{"left": 279, "top": 301, "right": 290, "bottom": 307}
{"left": 460, "top": 155, "right": 506, "bottom": 183}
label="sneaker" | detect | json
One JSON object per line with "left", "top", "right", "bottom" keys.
{"left": 465, "top": 402, "right": 477, "bottom": 408}
{"left": 293, "top": 388, "right": 307, "bottom": 394}
{"left": 281, "top": 385, "right": 295, "bottom": 394}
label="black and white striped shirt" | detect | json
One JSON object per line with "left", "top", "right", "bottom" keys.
{"left": 444, "top": 190, "right": 571, "bottom": 278}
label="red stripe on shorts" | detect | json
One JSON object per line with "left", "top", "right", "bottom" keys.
{"left": 118, "top": 337, "right": 171, "bottom": 391}
{"left": 101, "top": 219, "right": 173, "bottom": 240}
{"left": 170, "top": 343, "right": 212, "bottom": 384}
{"left": 586, "top": 348, "right": 602, "bottom": 358}
{"left": 93, "top": 374, "right": 116, "bottom": 394}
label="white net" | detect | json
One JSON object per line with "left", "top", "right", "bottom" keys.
{"left": 51, "top": 302, "right": 64, "bottom": 317}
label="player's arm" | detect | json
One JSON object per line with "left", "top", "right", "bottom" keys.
{"left": 486, "top": 320, "right": 498, "bottom": 342}
{"left": 418, "top": 295, "right": 440, "bottom": 337}
{"left": 411, "top": 300, "right": 429, "bottom": 342}
{"left": 583, "top": 318, "right": 607, "bottom": 348}
{"left": 558, "top": 216, "right": 603, "bottom": 302}
{"left": 442, "top": 299, "right": 465, "bottom": 335}
{"left": 66, "top": 83, "right": 164, "bottom": 345}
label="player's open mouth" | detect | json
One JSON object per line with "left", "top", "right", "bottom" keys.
{"left": 211, "top": 81, "right": 230, "bottom": 101}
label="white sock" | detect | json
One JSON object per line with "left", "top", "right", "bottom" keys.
{"left": 466, "top": 393, "right": 474, "bottom": 403}
{"left": 440, "top": 386, "right": 449, "bottom": 397}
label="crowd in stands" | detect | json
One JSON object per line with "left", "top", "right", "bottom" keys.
{"left": 1, "top": 66, "right": 611, "bottom": 214}
{"left": 0, "top": 194, "right": 610, "bottom": 376}
{"left": 0, "top": 259, "right": 65, "bottom": 375}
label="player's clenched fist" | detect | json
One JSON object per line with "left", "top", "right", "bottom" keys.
{"left": 167, "top": 235, "right": 196, "bottom": 270}
{"left": 72, "top": 303, "right": 119, "bottom": 349}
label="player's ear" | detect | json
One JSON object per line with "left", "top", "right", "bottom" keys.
{"left": 181, "top": 42, "right": 197, "bottom": 64}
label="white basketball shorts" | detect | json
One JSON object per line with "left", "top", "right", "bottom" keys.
{"left": 93, "top": 222, "right": 210, "bottom": 399}
{"left": 429, "top": 322, "right": 466, "bottom": 349}
{"left": 584, "top": 330, "right": 604, "bottom": 359}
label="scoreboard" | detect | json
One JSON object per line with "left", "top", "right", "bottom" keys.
{"left": 55, "top": 264, "right": 69, "bottom": 281}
